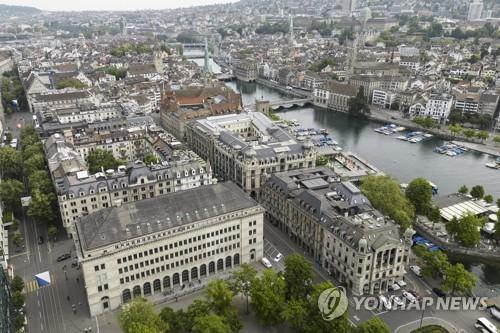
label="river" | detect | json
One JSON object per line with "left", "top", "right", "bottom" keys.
{"left": 226, "top": 80, "right": 500, "bottom": 295}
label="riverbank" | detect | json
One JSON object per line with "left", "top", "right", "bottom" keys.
{"left": 414, "top": 217, "right": 500, "bottom": 265}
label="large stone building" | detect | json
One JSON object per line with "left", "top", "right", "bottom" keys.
{"left": 186, "top": 112, "right": 317, "bottom": 198}
{"left": 313, "top": 81, "right": 357, "bottom": 112}
{"left": 74, "top": 182, "right": 264, "bottom": 316}
{"left": 259, "top": 167, "right": 412, "bottom": 295}
{"left": 55, "top": 156, "right": 213, "bottom": 236}
{"left": 160, "top": 85, "right": 242, "bottom": 141}
{"left": 233, "top": 59, "right": 258, "bottom": 82}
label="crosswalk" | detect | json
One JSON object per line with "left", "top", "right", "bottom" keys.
{"left": 24, "top": 274, "right": 55, "bottom": 293}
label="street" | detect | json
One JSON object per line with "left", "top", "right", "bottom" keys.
{"left": 263, "top": 220, "right": 489, "bottom": 332}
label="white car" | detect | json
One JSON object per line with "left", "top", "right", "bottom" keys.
{"left": 410, "top": 265, "right": 422, "bottom": 277}
{"left": 261, "top": 257, "right": 272, "bottom": 268}
{"left": 274, "top": 253, "right": 283, "bottom": 262}
{"left": 390, "top": 283, "right": 401, "bottom": 291}
{"left": 397, "top": 280, "right": 407, "bottom": 287}
{"left": 402, "top": 291, "right": 417, "bottom": 303}
{"left": 391, "top": 296, "right": 405, "bottom": 307}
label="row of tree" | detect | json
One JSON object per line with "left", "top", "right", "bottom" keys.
{"left": 1, "top": 69, "right": 28, "bottom": 114}
{"left": 118, "top": 255, "right": 391, "bottom": 333}
{"left": 0, "top": 125, "right": 59, "bottom": 242}
{"left": 414, "top": 245, "right": 477, "bottom": 296}
{"left": 9, "top": 275, "right": 26, "bottom": 332}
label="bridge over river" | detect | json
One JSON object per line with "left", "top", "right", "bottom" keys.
{"left": 246, "top": 98, "right": 313, "bottom": 111}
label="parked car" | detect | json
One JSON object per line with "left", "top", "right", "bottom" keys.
{"left": 409, "top": 265, "right": 422, "bottom": 277}
{"left": 57, "top": 253, "right": 71, "bottom": 262}
{"left": 402, "top": 291, "right": 417, "bottom": 303}
{"left": 261, "top": 257, "right": 272, "bottom": 268}
{"left": 389, "top": 283, "right": 401, "bottom": 291}
{"left": 409, "top": 290, "right": 422, "bottom": 301}
{"left": 432, "top": 287, "right": 447, "bottom": 298}
{"left": 397, "top": 280, "right": 407, "bottom": 287}
{"left": 391, "top": 296, "right": 405, "bottom": 307}
{"left": 274, "top": 253, "right": 283, "bottom": 262}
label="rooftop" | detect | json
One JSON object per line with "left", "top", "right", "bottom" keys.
{"left": 76, "top": 182, "right": 259, "bottom": 252}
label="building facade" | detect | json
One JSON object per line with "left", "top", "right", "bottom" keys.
{"left": 56, "top": 158, "right": 213, "bottom": 236}
{"left": 186, "top": 112, "right": 317, "bottom": 198}
{"left": 74, "top": 182, "right": 264, "bottom": 316}
{"left": 233, "top": 59, "right": 258, "bottom": 82}
{"left": 313, "top": 81, "right": 357, "bottom": 112}
{"left": 259, "top": 167, "right": 412, "bottom": 295}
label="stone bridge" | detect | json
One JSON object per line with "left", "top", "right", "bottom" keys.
{"left": 246, "top": 98, "right": 313, "bottom": 111}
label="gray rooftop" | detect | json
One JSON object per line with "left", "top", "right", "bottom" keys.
{"left": 76, "top": 182, "right": 259, "bottom": 252}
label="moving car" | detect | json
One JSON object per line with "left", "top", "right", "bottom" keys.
{"left": 261, "top": 257, "right": 272, "bottom": 268}
{"left": 274, "top": 253, "right": 283, "bottom": 262}
{"left": 57, "top": 253, "right": 71, "bottom": 262}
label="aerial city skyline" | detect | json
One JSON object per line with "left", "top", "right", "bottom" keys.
{"left": 0, "top": 0, "right": 499, "bottom": 332}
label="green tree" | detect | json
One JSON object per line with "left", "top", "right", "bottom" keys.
{"left": 12, "top": 231, "right": 23, "bottom": 246}
{"left": 144, "top": 153, "right": 159, "bottom": 165}
{"left": 484, "top": 194, "right": 494, "bottom": 204}
{"left": 0, "top": 146, "right": 23, "bottom": 179}
{"left": 0, "top": 179, "right": 24, "bottom": 211}
{"left": 446, "top": 213, "right": 484, "bottom": 247}
{"left": 192, "top": 314, "right": 230, "bottom": 333}
{"left": 11, "top": 290, "right": 25, "bottom": 309}
{"left": 205, "top": 280, "right": 233, "bottom": 316}
{"left": 29, "top": 170, "right": 53, "bottom": 194}
{"left": 250, "top": 269, "right": 286, "bottom": 326}
{"left": 24, "top": 153, "right": 45, "bottom": 176}
{"left": 86, "top": 149, "right": 123, "bottom": 173}
{"left": 493, "top": 136, "right": 500, "bottom": 145}
{"left": 22, "top": 142, "right": 43, "bottom": 160}
{"left": 427, "top": 206, "right": 441, "bottom": 223}
{"left": 118, "top": 298, "right": 168, "bottom": 333}
{"left": 458, "top": 185, "right": 468, "bottom": 194}
{"left": 159, "top": 307, "right": 188, "bottom": 333}
{"left": 405, "top": 178, "right": 433, "bottom": 215}
{"left": 47, "top": 225, "right": 58, "bottom": 240}
{"left": 361, "top": 176, "right": 414, "bottom": 230}
{"left": 441, "top": 263, "right": 476, "bottom": 296}
{"left": 470, "top": 185, "right": 485, "bottom": 199}
{"left": 10, "top": 275, "right": 25, "bottom": 293}
{"left": 348, "top": 87, "right": 370, "bottom": 116}
{"left": 476, "top": 130, "right": 489, "bottom": 142}
{"left": 284, "top": 253, "right": 313, "bottom": 300}
{"left": 352, "top": 316, "right": 390, "bottom": 333}
{"left": 463, "top": 128, "right": 476, "bottom": 139}
{"left": 283, "top": 282, "right": 350, "bottom": 333}
{"left": 449, "top": 124, "right": 463, "bottom": 136}
{"left": 27, "top": 189, "right": 54, "bottom": 223}
{"left": 421, "top": 250, "right": 450, "bottom": 278}
{"left": 230, "top": 263, "right": 257, "bottom": 314}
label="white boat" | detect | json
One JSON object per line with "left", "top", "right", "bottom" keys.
{"left": 396, "top": 136, "right": 408, "bottom": 141}
{"left": 446, "top": 151, "right": 457, "bottom": 157}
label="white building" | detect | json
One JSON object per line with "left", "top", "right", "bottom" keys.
{"left": 422, "top": 93, "right": 454, "bottom": 121}
{"left": 372, "top": 89, "right": 398, "bottom": 109}
{"left": 468, "top": 0, "right": 483, "bottom": 21}
{"left": 75, "top": 182, "right": 264, "bottom": 316}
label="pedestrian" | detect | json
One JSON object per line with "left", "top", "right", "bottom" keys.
{"left": 76, "top": 277, "right": 79, "bottom": 283}
{"left": 67, "top": 295, "right": 70, "bottom": 301}
{"left": 175, "top": 296, "right": 178, "bottom": 302}
{"left": 78, "top": 302, "right": 82, "bottom": 307}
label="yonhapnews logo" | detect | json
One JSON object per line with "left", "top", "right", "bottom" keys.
{"left": 318, "top": 286, "right": 348, "bottom": 321}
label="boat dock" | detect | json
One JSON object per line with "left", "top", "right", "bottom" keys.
{"left": 433, "top": 142, "right": 468, "bottom": 157}
{"left": 332, "top": 152, "right": 384, "bottom": 181}
{"left": 452, "top": 141, "right": 500, "bottom": 158}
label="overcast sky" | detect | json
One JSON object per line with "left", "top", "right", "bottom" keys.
{"left": 0, "top": 0, "right": 236, "bottom": 11}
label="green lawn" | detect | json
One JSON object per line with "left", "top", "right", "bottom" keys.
{"left": 411, "top": 325, "right": 449, "bottom": 333}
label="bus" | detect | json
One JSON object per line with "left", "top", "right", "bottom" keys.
{"left": 475, "top": 317, "right": 498, "bottom": 333}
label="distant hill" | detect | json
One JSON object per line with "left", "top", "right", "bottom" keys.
{"left": 0, "top": 4, "right": 41, "bottom": 16}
